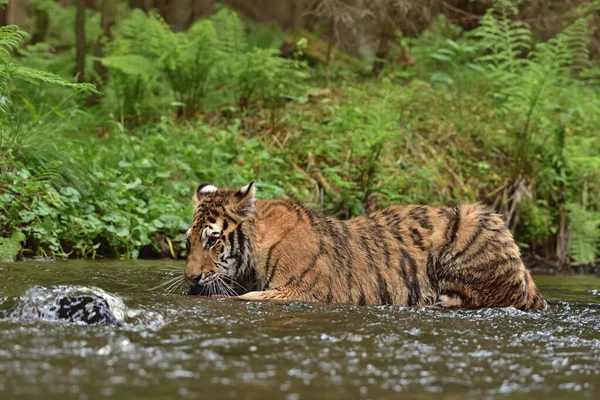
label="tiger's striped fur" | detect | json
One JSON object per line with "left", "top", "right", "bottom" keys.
{"left": 184, "top": 182, "right": 547, "bottom": 310}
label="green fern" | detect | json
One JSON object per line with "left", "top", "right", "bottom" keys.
{"left": 209, "top": 8, "right": 308, "bottom": 112}
{"left": 0, "top": 24, "right": 94, "bottom": 117}
{"left": 211, "top": 7, "right": 247, "bottom": 54}
{"left": 1, "top": 23, "right": 93, "bottom": 193}
{"left": 473, "top": 1, "right": 591, "bottom": 175}
{"left": 0, "top": 25, "right": 29, "bottom": 56}
{"left": 567, "top": 203, "right": 600, "bottom": 265}
{"left": 103, "top": 7, "right": 307, "bottom": 119}
{"left": 474, "top": 0, "right": 531, "bottom": 76}
{"left": 473, "top": 0, "right": 598, "bottom": 266}
{"left": 104, "top": 9, "right": 222, "bottom": 118}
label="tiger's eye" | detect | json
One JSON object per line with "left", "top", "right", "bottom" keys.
{"left": 207, "top": 236, "right": 218, "bottom": 247}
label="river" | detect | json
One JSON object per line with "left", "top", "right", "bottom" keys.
{"left": 0, "top": 260, "right": 599, "bottom": 399}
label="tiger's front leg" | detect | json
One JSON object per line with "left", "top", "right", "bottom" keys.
{"left": 235, "top": 289, "right": 304, "bottom": 302}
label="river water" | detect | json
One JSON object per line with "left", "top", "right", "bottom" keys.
{"left": 0, "top": 260, "right": 599, "bottom": 399}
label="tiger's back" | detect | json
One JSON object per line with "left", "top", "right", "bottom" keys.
{"left": 251, "top": 200, "right": 546, "bottom": 310}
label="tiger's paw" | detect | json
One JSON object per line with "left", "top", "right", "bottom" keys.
{"left": 437, "top": 294, "right": 463, "bottom": 308}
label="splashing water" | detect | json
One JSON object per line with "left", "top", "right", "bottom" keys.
{"left": 0, "top": 261, "right": 598, "bottom": 399}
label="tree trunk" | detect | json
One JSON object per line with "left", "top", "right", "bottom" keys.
{"left": 6, "top": 0, "right": 17, "bottom": 25}
{"left": 30, "top": 7, "right": 50, "bottom": 45}
{"left": 87, "top": 0, "right": 117, "bottom": 105}
{"left": 129, "top": 0, "right": 146, "bottom": 9}
{"left": 372, "top": 25, "right": 393, "bottom": 78}
{"left": 289, "top": 0, "right": 304, "bottom": 28}
{"left": 556, "top": 206, "right": 571, "bottom": 272}
{"left": 75, "top": 0, "right": 86, "bottom": 83}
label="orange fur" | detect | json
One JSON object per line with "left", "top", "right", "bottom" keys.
{"left": 184, "top": 183, "right": 547, "bottom": 310}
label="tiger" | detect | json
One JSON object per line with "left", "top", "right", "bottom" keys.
{"left": 184, "top": 182, "right": 547, "bottom": 310}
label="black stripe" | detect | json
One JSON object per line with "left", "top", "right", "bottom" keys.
{"left": 451, "top": 221, "right": 484, "bottom": 262}
{"left": 223, "top": 210, "right": 240, "bottom": 224}
{"left": 235, "top": 224, "right": 246, "bottom": 250}
{"left": 263, "top": 238, "right": 284, "bottom": 289}
{"left": 438, "top": 207, "right": 454, "bottom": 219}
{"left": 261, "top": 200, "right": 289, "bottom": 214}
{"left": 293, "top": 206, "right": 303, "bottom": 221}
{"left": 443, "top": 256, "right": 522, "bottom": 284}
{"left": 439, "top": 207, "right": 461, "bottom": 258}
{"left": 478, "top": 256, "right": 522, "bottom": 272}
{"left": 264, "top": 258, "right": 279, "bottom": 289}
{"left": 410, "top": 206, "right": 433, "bottom": 231}
{"left": 426, "top": 255, "right": 439, "bottom": 294}
{"left": 358, "top": 291, "right": 366, "bottom": 306}
{"left": 362, "top": 230, "right": 376, "bottom": 272}
{"left": 377, "top": 271, "right": 393, "bottom": 305}
{"left": 327, "top": 219, "right": 352, "bottom": 280}
{"left": 282, "top": 275, "right": 297, "bottom": 288}
{"left": 297, "top": 242, "right": 324, "bottom": 282}
{"left": 459, "top": 239, "right": 514, "bottom": 268}
{"left": 398, "top": 258, "right": 411, "bottom": 304}
{"left": 448, "top": 206, "right": 461, "bottom": 245}
{"left": 401, "top": 248, "right": 421, "bottom": 306}
{"left": 382, "top": 232, "right": 391, "bottom": 269}
{"left": 409, "top": 227, "right": 425, "bottom": 251}
{"left": 262, "top": 218, "right": 300, "bottom": 288}
{"left": 305, "top": 208, "right": 317, "bottom": 228}
{"left": 392, "top": 230, "right": 405, "bottom": 244}
{"left": 339, "top": 221, "right": 355, "bottom": 304}
{"left": 386, "top": 213, "right": 405, "bottom": 231}
{"left": 285, "top": 202, "right": 304, "bottom": 222}
{"left": 326, "top": 284, "right": 333, "bottom": 304}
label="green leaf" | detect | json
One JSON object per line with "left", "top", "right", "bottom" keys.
{"left": 431, "top": 72, "right": 454, "bottom": 85}
{"left": 0, "top": 229, "right": 26, "bottom": 261}
{"left": 19, "top": 210, "right": 37, "bottom": 223}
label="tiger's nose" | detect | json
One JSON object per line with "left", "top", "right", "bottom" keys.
{"left": 185, "top": 274, "right": 202, "bottom": 286}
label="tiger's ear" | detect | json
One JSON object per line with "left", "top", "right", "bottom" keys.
{"left": 193, "top": 183, "right": 218, "bottom": 207}
{"left": 231, "top": 181, "right": 256, "bottom": 218}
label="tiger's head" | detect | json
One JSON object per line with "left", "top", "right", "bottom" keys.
{"left": 184, "top": 182, "right": 256, "bottom": 296}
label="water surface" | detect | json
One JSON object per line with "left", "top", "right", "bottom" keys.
{"left": 0, "top": 260, "right": 599, "bottom": 399}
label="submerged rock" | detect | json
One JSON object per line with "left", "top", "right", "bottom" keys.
{"left": 54, "top": 294, "right": 120, "bottom": 325}
{"left": 2, "top": 286, "right": 125, "bottom": 326}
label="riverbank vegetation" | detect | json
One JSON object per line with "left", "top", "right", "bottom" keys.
{"left": 1, "top": 0, "right": 599, "bottom": 271}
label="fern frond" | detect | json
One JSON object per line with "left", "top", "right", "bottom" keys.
{"left": 12, "top": 65, "right": 95, "bottom": 91}
{"left": 566, "top": 203, "right": 600, "bottom": 265}
{"left": 210, "top": 7, "right": 247, "bottom": 54}
{"left": 474, "top": 0, "right": 531, "bottom": 74}
{"left": 101, "top": 55, "right": 155, "bottom": 81}
{"left": 532, "top": 20, "right": 588, "bottom": 78}
{"left": 0, "top": 25, "right": 29, "bottom": 57}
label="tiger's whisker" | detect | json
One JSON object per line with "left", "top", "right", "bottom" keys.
{"left": 217, "top": 276, "right": 238, "bottom": 296}
{"left": 221, "top": 276, "right": 246, "bottom": 293}
{"left": 151, "top": 275, "right": 185, "bottom": 292}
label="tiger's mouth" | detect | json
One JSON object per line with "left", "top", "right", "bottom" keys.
{"left": 187, "top": 275, "right": 244, "bottom": 297}
{"left": 188, "top": 284, "right": 218, "bottom": 296}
